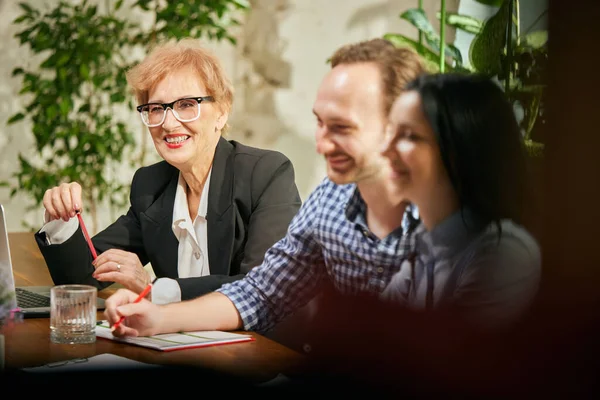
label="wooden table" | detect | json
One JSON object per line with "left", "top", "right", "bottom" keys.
{"left": 1, "top": 232, "right": 307, "bottom": 388}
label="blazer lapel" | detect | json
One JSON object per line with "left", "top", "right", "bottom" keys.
{"left": 207, "top": 137, "right": 235, "bottom": 276}
{"left": 140, "top": 168, "right": 180, "bottom": 279}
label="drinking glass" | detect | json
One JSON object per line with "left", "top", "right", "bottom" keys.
{"left": 50, "top": 284, "right": 97, "bottom": 344}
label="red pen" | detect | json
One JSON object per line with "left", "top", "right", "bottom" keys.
{"left": 110, "top": 283, "right": 153, "bottom": 332}
{"left": 76, "top": 210, "right": 97, "bottom": 260}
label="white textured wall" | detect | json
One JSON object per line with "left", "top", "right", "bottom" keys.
{"left": 0, "top": 0, "right": 454, "bottom": 233}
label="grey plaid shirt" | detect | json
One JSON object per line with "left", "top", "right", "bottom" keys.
{"left": 217, "top": 177, "right": 418, "bottom": 333}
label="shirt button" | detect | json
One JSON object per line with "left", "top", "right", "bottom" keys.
{"left": 194, "top": 251, "right": 201, "bottom": 259}
{"left": 303, "top": 343, "right": 312, "bottom": 353}
{"left": 377, "top": 267, "right": 384, "bottom": 273}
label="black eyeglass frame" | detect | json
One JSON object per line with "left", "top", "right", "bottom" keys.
{"left": 136, "top": 96, "right": 215, "bottom": 113}
{"left": 136, "top": 96, "right": 215, "bottom": 127}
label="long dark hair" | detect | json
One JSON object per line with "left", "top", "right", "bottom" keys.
{"left": 405, "top": 73, "right": 528, "bottom": 232}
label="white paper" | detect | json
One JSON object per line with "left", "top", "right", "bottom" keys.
{"left": 95, "top": 320, "right": 253, "bottom": 351}
{"left": 22, "top": 353, "right": 158, "bottom": 373}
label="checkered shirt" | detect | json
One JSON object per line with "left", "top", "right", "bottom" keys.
{"left": 217, "top": 177, "right": 418, "bottom": 333}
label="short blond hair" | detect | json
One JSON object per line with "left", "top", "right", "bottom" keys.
{"left": 330, "top": 38, "right": 427, "bottom": 117}
{"left": 126, "top": 38, "right": 234, "bottom": 134}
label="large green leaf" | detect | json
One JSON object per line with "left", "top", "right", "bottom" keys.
{"left": 469, "top": 0, "right": 510, "bottom": 75}
{"left": 7, "top": 112, "right": 25, "bottom": 124}
{"left": 473, "top": 0, "right": 504, "bottom": 6}
{"left": 17, "top": 2, "right": 35, "bottom": 14}
{"left": 425, "top": 37, "right": 463, "bottom": 65}
{"left": 384, "top": 33, "right": 452, "bottom": 72}
{"left": 400, "top": 8, "right": 463, "bottom": 64}
{"left": 436, "top": 11, "right": 483, "bottom": 35}
{"left": 400, "top": 9, "right": 438, "bottom": 39}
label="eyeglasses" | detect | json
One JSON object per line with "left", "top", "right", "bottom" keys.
{"left": 136, "top": 96, "right": 215, "bottom": 127}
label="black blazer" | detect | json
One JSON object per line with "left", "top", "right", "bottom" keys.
{"left": 35, "top": 137, "right": 302, "bottom": 300}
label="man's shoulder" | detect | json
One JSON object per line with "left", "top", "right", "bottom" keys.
{"left": 481, "top": 220, "right": 540, "bottom": 251}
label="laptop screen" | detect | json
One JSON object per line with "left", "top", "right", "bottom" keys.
{"left": 0, "top": 204, "right": 18, "bottom": 321}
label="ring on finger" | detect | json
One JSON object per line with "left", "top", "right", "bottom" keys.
{"left": 116, "top": 263, "right": 122, "bottom": 272}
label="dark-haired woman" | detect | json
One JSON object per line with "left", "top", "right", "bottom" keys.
{"left": 381, "top": 73, "right": 541, "bottom": 329}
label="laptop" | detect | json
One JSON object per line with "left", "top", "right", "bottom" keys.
{"left": 0, "top": 203, "right": 105, "bottom": 319}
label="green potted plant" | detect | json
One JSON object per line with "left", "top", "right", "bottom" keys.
{"left": 384, "top": 0, "right": 547, "bottom": 157}
{"left": 3, "top": 0, "right": 249, "bottom": 233}
{"left": 6, "top": 1, "right": 138, "bottom": 233}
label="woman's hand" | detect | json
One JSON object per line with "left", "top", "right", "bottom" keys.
{"left": 92, "top": 249, "right": 152, "bottom": 295}
{"left": 42, "top": 182, "right": 83, "bottom": 222}
{"left": 104, "top": 288, "right": 162, "bottom": 337}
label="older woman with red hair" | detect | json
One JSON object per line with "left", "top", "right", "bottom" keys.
{"left": 35, "top": 39, "right": 301, "bottom": 304}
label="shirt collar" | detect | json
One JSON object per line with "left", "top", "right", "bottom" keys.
{"left": 344, "top": 185, "right": 365, "bottom": 224}
{"left": 199, "top": 167, "right": 211, "bottom": 219}
{"left": 172, "top": 168, "right": 212, "bottom": 224}
{"left": 344, "top": 185, "right": 420, "bottom": 237}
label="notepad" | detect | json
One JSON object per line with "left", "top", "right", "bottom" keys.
{"left": 95, "top": 321, "right": 255, "bottom": 352}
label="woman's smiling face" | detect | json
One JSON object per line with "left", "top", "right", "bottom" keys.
{"left": 147, "top": 67, "right": 226, "bottom": 172}
{"left": 382, "top": 90, "right": 451, "bottom": 207}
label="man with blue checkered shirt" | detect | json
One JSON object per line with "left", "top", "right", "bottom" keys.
{"left": 103, "top": 38, "right": 427, "bottom": 340}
